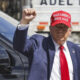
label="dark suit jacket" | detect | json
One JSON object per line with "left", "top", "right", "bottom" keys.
{"left": 13, "top": 28, "right": 80, "bottom": 80}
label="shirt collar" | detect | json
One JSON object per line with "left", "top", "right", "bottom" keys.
{"left": 63, "top": 42, "right": 67, "bottom": 51}
{"left": 52, "top": 39, "right": 59, "bottom": 51}
{"left": 52, "top": 38, "right": 67, "bottom": 51}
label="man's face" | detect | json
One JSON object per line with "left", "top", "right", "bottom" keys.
{"left": 50, "top": 24, "right": 71, "bottom": 45}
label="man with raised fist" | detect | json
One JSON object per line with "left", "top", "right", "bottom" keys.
{"left": 13, "top": 8, "right": 80, "bottom": 80}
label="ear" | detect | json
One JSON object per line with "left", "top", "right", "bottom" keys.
{"left": 69, "top": 28, "right": 72, "bottom": 35}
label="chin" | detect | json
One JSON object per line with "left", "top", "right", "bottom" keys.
{"left": 57, "top": 40, "right": 65, "bottom": 45}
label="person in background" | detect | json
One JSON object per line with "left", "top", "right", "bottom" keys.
{"left": 13, "top": 8, "right": 80, "bottom": 80}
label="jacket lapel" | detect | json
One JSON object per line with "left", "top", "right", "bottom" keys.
{"left": 47, "top": 35, "right": 55, "bottom": 74}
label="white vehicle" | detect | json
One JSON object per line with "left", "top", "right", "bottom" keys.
{"left": 30, "top": 0, "right": 80, "bottom": 32}
{"left": 26, "top": 0, "right": 80, "bottom": 43}
{"left": 0, "top": 10, "right": 18, "bottom": 27}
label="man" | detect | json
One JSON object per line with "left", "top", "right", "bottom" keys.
{"left": 13, "top": 8, "right": 80, "bottom": 80}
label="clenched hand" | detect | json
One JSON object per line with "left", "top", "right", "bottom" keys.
{"left": 20, "top": 8, "right": 36, "bottom": 24}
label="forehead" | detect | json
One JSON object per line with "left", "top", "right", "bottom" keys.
{"left": 55, "top": 23, "right": 68, "bottom": 28}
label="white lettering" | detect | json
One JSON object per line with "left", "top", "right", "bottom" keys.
{"left": 62, "top": 18, "right": 68, "bottom": 21}
{"left": 54, "top": 17, "right": 62, "bottom": 20}
{"left": 61, "top": 13, "right": 68, "bottom": 17}
{"left": 54, "top": 17, "right": 68, "bottom": 22}
{"left": 53, "top": 13, "right": 69, "bottom": 18}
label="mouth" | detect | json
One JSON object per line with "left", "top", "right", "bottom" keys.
{"left": 56, "top": 37, "right": 65, "bottom": 41}
{"left": 56, "top": 34, "right": 65, "bottom": 39}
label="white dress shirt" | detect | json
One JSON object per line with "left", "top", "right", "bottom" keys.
{"left": 50, "top": 40, "right": 73, "bottom": 80}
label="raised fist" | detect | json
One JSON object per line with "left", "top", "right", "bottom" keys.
{"left": 20, "top": 8, "right": 36, "bottom": 24}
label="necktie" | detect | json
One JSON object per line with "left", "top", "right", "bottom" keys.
{"left": 60, "top": 46, "right": 70, "bottom": 80}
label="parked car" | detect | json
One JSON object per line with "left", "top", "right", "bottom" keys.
{"left": 0, "top": 17, "right": 29, "bottom": 80}
{"left": 0, "top": 17, "right": 16, "bottom": 42}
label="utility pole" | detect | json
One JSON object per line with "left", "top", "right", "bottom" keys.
{"left": 23, "top": 0, "right": 32, "bottom": 8}
{"left": 20, "top": 0, "right": 23, "bottom": 19}
{"left": 20, "top": 0, "right": 32, "bottom": 19}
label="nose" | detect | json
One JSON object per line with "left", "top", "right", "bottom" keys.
{"left": 57, "top": 29, "right": 63, "bottom": 33}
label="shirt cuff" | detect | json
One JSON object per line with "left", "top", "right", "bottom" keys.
{"left": 17, "top": 24, "right": 29, "bottom": 30}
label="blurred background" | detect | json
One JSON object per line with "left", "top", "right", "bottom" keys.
{"left": 0, "top": 0, "right": 80, "bottom": 44}
{"left": 0, "top": 0, "right": 31, "bottom": 20}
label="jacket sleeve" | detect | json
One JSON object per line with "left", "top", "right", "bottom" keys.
{"left": 13, "top": 27, "right": 34, "bottom": 55}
